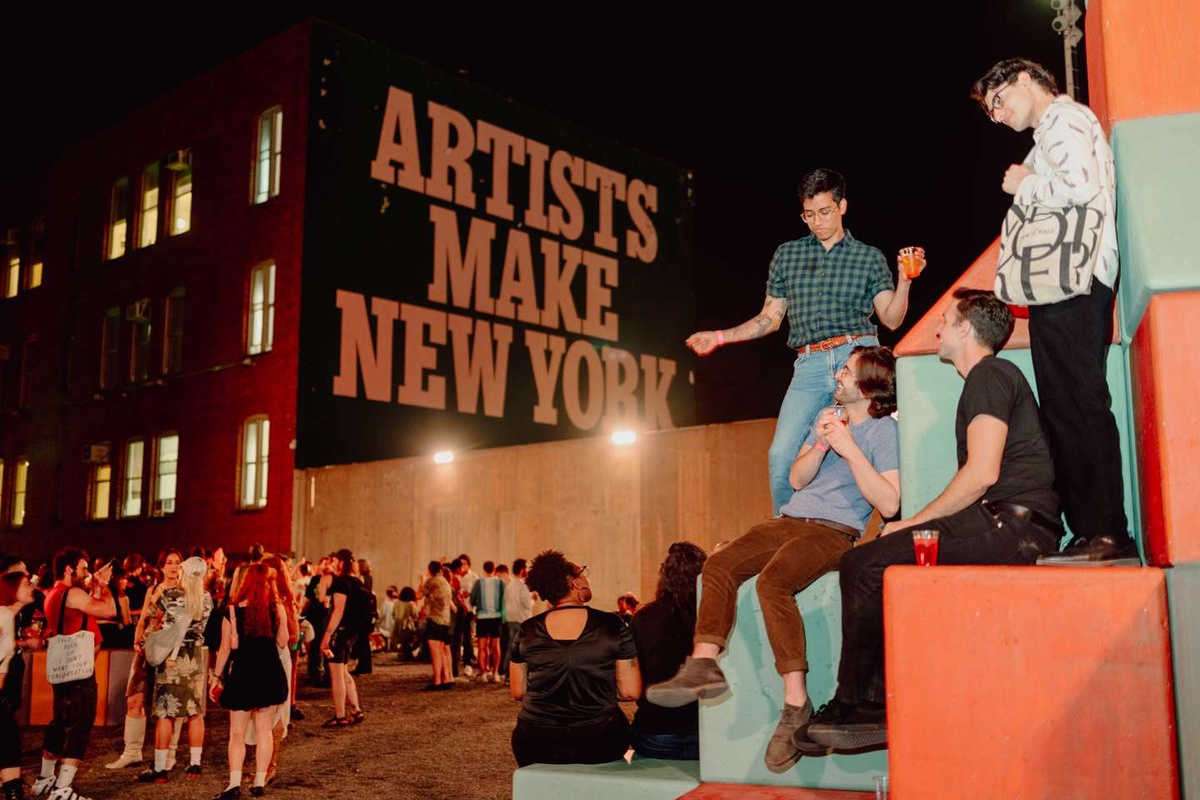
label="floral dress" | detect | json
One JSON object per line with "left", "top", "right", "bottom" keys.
{"left": 152, "top": 587, "right": 214, "bottom": 719}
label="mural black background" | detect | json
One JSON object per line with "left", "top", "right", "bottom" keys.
{"left": 0, "top": 4, "right": 1081, "bottom": 427}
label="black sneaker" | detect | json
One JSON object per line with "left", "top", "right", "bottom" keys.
{"left": 1037, "top": 535, "right": 1140, "bottom": 566}
{"left": 806, "top": 701, "right": 888, "bottom": 750}
{"left": 136, "top": 769, "right": 169, "bottom": 783}
{"left": 791, "top": 698, "right": 855, "bottom": 756}
{"left": 185, "top": 764, "right": 202, "bottom": 779}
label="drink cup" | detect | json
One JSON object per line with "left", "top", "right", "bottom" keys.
{"left": 899, "top": 246, "right": 926, "bottom": 279}
{"left": 831, "top": 406, "right": 848, "bottom": 425}
{"left": 912, "top": 529, "right": 940, "bottom": 566}
{"left": 874, "top": 775, "right": 889, "bottom": 800}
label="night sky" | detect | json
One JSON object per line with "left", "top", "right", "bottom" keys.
{"left": 0, "top": 4, "right": 1084, "bottom": 424}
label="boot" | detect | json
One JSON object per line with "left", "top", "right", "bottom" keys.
{"left": 645, "top": 656, "right": 729, "bottom": 707}
{"left": 106, "top": 715, "right": 145, "bottom": 769}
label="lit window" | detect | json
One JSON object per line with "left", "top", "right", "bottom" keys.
{"left": 3, "top": 229, "right": 18, "bottom": 299}
{"left": 88, "top": 461, "right": 112, "bottom": 521}
{"left": 127, "top": 298, "right": 151, "bottom": 383}
{"left": 253, "top": 107, "right": 283, "bottom": 204}
{"left": 247, "top": 262, "right": 276, "bottom": 355}
{"left": 11, "top": 458, "right": 28, "bottom": 528}
{"left": 120, "top": 438, "right": 144, "bottom": 518}
{"left": 170, "top": 167, "right": 192, "bottom": 236}
{"left": 106, "top": 177, "right": 129, "bottom": 260}
{"left": 163, "top": 289, "right": 185, "bottom": 376}
{"left": 138, "top": 163, "right": 160, "bottom": 249}
{"left": 100, "top": 308, "right": 120, "bottom": 389}
{"left": 27, "top": 220, "right": 43, "bottom": 289}
{"left": 153, "top": 433, "right": 179, "bottom": 516}
{"left": 240, "top": 416, "right": 269, "bottom": 509}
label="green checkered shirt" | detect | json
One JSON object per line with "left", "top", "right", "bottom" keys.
{"left": 766, "top": 230, "right": 893, "bottom": 349}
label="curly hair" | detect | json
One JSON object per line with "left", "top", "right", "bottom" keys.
{"left": 525, "top": 549, "right": 576, "bottom": 605}
{"left": 650, "top": 541, "right": 708, "bottom": 631}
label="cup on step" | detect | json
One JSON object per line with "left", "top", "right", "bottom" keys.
{"left": 912, "top": 529, "right": 940, "bottom": 566}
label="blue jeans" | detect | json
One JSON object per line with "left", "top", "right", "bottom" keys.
{"left": 767, "top": 338, "right": 877, "bottom": 515}
{"left": 631, "top": 723, "right": 700, "bottom": 761}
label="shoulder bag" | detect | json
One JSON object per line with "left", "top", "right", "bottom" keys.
{"left": 45, "top": 588, "right": 96, "bottom": 685}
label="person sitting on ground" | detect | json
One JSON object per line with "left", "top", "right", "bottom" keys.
{"left": 630, "top": 542, "right": 708, "bottom": 760}
{"left": 795, "top": 290, "right": 1061, "bottom": 755}
{"left": 647, "top": 345, "right": 901, "bottom": 774}
{"left": 509, "top": 551, "right": 640, "bottom": 767}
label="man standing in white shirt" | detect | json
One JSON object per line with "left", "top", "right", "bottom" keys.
{"left": 500, "top": 558, "right": 533, "bottom": 682}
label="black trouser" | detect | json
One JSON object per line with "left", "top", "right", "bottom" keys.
{"left": 511, "top": 708, "right": 631, "bottom": 767}
{"left": 834, "top": 503, "right": 1058, "bottom": 706}
{"left": 43, "top": 677, "right": 98, "bottom": 759}
{"left": 307, "top": 615, "right": 328, "bottom": 683}
{"left": 1028, "top": 282, "right": 1129, "bottom": 544}
{"left": 450, "top": 611, "right": 473, "bottom": 676}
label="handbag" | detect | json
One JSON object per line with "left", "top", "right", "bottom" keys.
{"left": 994, "top": 192, "right": 1104, "bottom": 306}
{"left": 143, "top": 607, "right": 189, "bottom": 667}
{"left": 45, "top": 589, "right": 95, "bottom": 685}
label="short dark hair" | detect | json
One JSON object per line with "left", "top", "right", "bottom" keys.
{"left": 399, "top": 586, "right": 417, "bottom": 602}
{"left": 457, "top": 553, "right": 471, "bottom": 566}
{"left": 849, "top": 345, "right": 898, "bottom": 418}
{"left": 512, "top": 558, "right": 527, "bottom": 575}
{"left": 952, "top": 288, "right": 1014, "bottom": 353}
{"left": 970, "top": 58, "right": 1059, "bottom": 111}
{"left": 482, "top": 560, "right": 495, "bottom": 574}
{"left": 249, "top": 543, "right": 266, "bottom": 562}
{"left": 798, "top": 167, "right": 847, "bottom": 204}
{"left": 54, "top": 547, "right": 89, "bottom": 580}
{"left": 428, "top": 560, "right": 443, "bottom": 576}
{"left": 448, "top": 558, "right": 463, "bottom": 572}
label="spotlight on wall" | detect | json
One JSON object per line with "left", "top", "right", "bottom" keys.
{"left": 433, "top": 451, "right": 455, "bottom": 464}
{"left": 610, "top": 430, "right": 637, "bottom": 446}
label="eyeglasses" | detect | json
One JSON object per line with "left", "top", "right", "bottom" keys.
{"left": 574, "top": 565, "right": 589, "bottom": 578}
{"left": 987, "top": 82, "right": 1016, "bottom": 121}
{"left": 801, "top": 206, "right": 838, "bottom": 224}
{"left": 836, "top": 365, "right": 858, "bottom": 381}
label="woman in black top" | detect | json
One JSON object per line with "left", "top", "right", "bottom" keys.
{"left": 317, "top": 549, "right": 366, "bottom": 728}
{"left": 629, "top": 541, "right": 708, "bottom": 760}
{"left": 509, "top": 550, "right": 640, "bottom": 767}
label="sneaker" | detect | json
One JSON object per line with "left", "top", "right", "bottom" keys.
{"left": 185, "top": 764, "right": 202, "bottom": 779}
{"left": 806, "top": 701, "right": 888, "bottom": 750}
{"left": 1037, "top": 535, "right": 1140, "bottom": 566}
{"left": 49, "top": 789, "right": 92, "bottom": 800}
{"left": 462, "top": 665, "right": 475, "bottom": 678}
{"left": 136, "top": 769, "right": 169, "bottom": 783}
{"left": 792, "top": 698, "right": 855, "bottom": 756}
{"left": 645, "top": 657, "right": 728, "bottom": 708}
{"left": 249, "top": 787, "right": 266, "bottom": 798}
{"left": 763, "top": 699, "right": 813, "bottom": 773}
{"left": 165, "top": 753, "right": 176, "bottom": 771}
{"left": 32, "top": 777, "right": 56, "bottom": 797}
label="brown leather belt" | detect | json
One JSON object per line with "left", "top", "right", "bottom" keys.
{"left": 798, "top": 333, "right": 873, "bottom": 354}
{"left": 791, "top": 517, "right": 860, "bottom": 542}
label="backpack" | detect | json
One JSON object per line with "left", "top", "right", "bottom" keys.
{"left": 350, "top": 582, "right": 377, "bottom": 636}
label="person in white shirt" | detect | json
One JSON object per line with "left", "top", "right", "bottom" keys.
{"left": 500, "top": 559, "right": 533, "bottom": 681}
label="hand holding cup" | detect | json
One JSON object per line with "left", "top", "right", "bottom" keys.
{"left": 898, "top": 246, "right": 926, "bottom": 280}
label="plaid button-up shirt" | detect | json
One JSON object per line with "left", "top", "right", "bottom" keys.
{"left": 766, "top": 231, "right": 893, "bottom": 349}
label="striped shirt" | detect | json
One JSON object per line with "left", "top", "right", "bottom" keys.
{"left": 766, "top": 230, "right": 893, "bottom": 349}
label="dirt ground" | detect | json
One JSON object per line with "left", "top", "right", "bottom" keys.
{"left": 21, "top": 654, "right": 630, "bottom": 800}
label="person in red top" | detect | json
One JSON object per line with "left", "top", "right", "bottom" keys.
{"left": 32, "top": 547, "right": 116, "bottom": 800}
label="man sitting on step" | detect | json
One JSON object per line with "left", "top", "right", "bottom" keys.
{"left": 797, "top": 289, "right": 1062, "bottom": 755}
{"left": 647, "top": 345, "right": 900, "bottom": 773}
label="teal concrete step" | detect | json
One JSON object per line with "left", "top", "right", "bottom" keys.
{"left": 512, "top": 755, "right": 701, "bottom": 800}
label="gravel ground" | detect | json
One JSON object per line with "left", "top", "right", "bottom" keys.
{"left": 21, "top": 655, "right": 594, "bottom": 800}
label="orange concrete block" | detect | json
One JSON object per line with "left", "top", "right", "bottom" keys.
{"left": 1087, "top": 0, "right": 1200, "bottom": 125}
{"left": 28, "top": 649, "right": 113, "bottom": 726}
{"left": 885, "top": 566, "right": 1177, "bottom": 800}
{"left": 679, "top": 785, "right": 874, "bottom": 800}
{"left": 1129, "top": 291, "right": 1200, "bottom": 567}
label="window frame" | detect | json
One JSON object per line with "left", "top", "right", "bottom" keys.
{"left": 252, "top": 106, "right": 283, "bottom": 205}
{"left": 118, "top": 438, "right": 145, "bottom": 519}
{"left": 238, "top": 415, "right": 270, "bottom": 510}
{"left": 87, "top": 456, "right": 113, "bottom": 522}
{"left": 247, "top": 261, "right": 276, "bottom": 356}
{"left": 100, "top": 308, "right": 120, "bottom": 389}
{"left": 137, "top": 163, "right": 160, "bottom": 249}
{"left": 169, "top": 166, "right": 193, "bottom": 237}
{"left": 11, "top": 457, "right": 28, "bottom": 528}
{"left": 106, "top": 177, "right": 130, "bottom": 260}
{"left": 162, "top": 289, "right": 185, "bottom": 376}
{"left": 152, "top": 432, "right": 180, "bottom": 517}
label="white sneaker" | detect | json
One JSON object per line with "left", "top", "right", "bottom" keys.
{"left": 462, "top": 665, "right": 475, "bottom": 678}
{"left": 49, "top": 787, "right": 92, "bottom": 800}
{"left": 105, "top": 751, "right": 143, "bottom": 769}
{"left": 32, "top": 777, "right": 56, "bottom": 797}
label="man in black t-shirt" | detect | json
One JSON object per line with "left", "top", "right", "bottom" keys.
{"left": 798, "top": 289, "right": 1062, "bottom": 755}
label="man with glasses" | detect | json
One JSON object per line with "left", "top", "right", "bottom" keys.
{"left": 647, "top": 345, "right": 900, "bottom": 773}
{"left": 686, "top": 168, "right": 917, "bottom": 516}
{"left": 970, "top": 58, "right": 1135, "bottom": 564}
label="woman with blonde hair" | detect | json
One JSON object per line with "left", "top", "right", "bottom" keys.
{"left": 139, "top": 555, "right": 213, "bottom": 783}
{"left": 209, "top": 563, "right": 289, "bottom": 798}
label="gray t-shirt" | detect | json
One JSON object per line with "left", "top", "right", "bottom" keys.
{"left": 778, "top": 414, "right": 900, "bottom": 536}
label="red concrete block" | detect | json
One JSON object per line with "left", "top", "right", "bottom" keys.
{"left": 1130, "top": 291, "right": 1200, "bottom": 566}
{"left": 884, "top": 566, "right": 1177, "bottom": 800}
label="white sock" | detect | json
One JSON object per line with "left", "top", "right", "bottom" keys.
{"left": 39, "top": 759, "right": 56, "bottom": 779}
{"left": 228, "top": 770, "right": 242, "bottom": 791}
{"left": 254, "top": 771, "right": 267, "bottom": 788}
{"left": 154, "top": 748, "right": 168, "bottom": 772}
{"left": 190, "top": 746, "right": 203, "bottom": 766}
{"left": 55, "top": 764, "right": 77, "bottom": 788}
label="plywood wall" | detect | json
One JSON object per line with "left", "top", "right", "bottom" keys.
{"left": 292, "top": 419, "right": 776, "bottom": 610}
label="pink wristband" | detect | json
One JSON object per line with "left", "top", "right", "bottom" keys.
{"left": 815, "top": 442, "right": 830, "bottom": 452}
{"left": 715, "top": 330, "right": 725, "bottom": 347}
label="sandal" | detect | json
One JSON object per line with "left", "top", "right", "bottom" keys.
{"left": 349, "top": 708, "right": 365, "bottom": 724}
{"left": 321, "top": 716, "right": 350, "bottom": 728}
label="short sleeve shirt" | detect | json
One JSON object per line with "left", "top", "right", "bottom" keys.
{"left": 766, "top": 231, "right": 893, "bottom": 348}
{"left": 958, "top": 356, "right": 1059, "bottom": 518}
{"left": 421, "top": 575, "right": 452, "bottom": 627}
{"left": 510, "top": 607, "right": 636, "bottom": 726}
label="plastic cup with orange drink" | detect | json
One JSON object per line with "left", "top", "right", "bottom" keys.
{"left": 899, "top": 246, "right": 926, "bottom": 279}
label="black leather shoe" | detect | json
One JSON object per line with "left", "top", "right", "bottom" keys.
{"left": 806, "top": 701, "right": 888, "bottom": 750}
{"left": 1037, "top": 535, "right": 1140, "bottom": 565}
{"left": 792, "top": 698, "right": 855, "bottom": 756}
{"left": 212, "top": 788, "right": 240, "bottom": 800}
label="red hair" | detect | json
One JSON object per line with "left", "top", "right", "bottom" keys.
{"left": 234, "top": 563, "right": 279, "bottom": 637}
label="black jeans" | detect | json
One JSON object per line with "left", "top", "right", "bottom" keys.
{"left": 511, "top": 709, "right": 630, "bottom": 767}
{"left": 451, "top": 611, "right": 474, "bottom": 676}
{"left": 834, "top": 503, "right": 1057, "bottom": 706}
{"left": 1028, "top": 282, "right": 1129, "bottom": 543}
